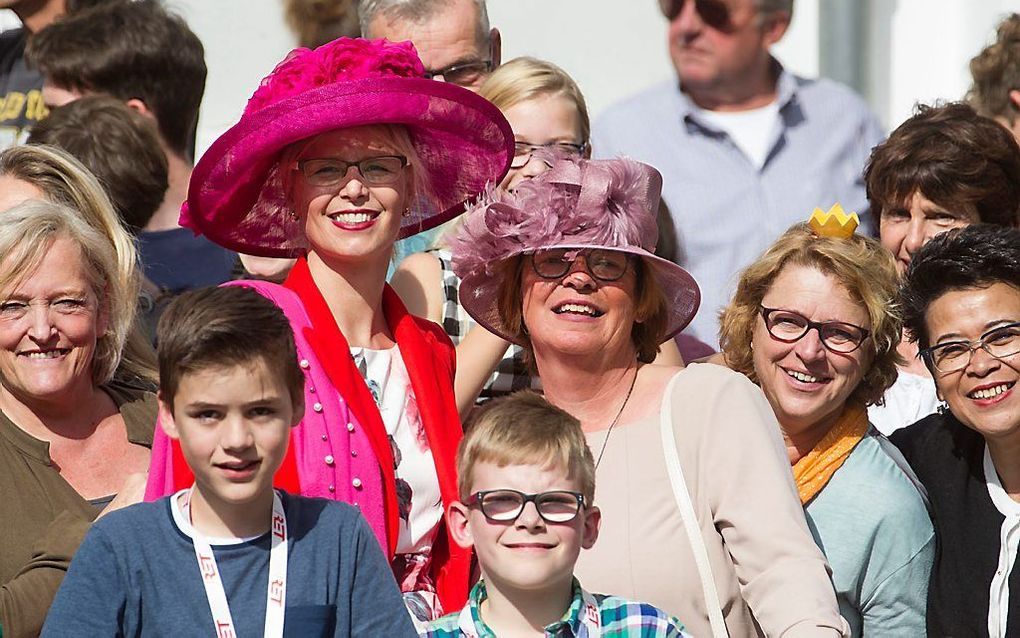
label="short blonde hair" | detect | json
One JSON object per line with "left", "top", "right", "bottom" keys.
{"left": 719, "top": 223, "right": 902, "bottom": 407}
{"left": 478, "top": 56, "right": 591, "bottom": 145}
{"left": 0, "top": 145, "right": 155, "bottom": 384}
{"left": 457, "top": 391, "right": 596, "bottom": 504}
{"left": 0, "top": 200, "right": 125, "bottom": 385}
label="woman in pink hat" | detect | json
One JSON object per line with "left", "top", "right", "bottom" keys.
{"left": 451, "top": 158, "right": 849, "bottom": 637}
{"left": 144, "top": 37, "right": 513, "bottom": 620}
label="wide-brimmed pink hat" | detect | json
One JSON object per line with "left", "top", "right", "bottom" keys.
{"left": 181, "top": 37, "right": 513, "bottom": 258}
{"left": 451, "top": 158, "right": 700, "bottom": 343}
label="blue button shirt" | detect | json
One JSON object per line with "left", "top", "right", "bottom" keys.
{"left": 592, "top": 62, "right": 885, "bottom": 345}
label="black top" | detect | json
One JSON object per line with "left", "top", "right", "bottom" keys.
{"left": 0, "top": 28, "right": 46, "bottom": 147}
{"left": 891, "top": 412, "right": 1020, "bottom": 637}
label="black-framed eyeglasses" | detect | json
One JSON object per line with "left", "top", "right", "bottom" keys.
{"left": 919, "top": 321, "right": 1020, "bottom": 374}
{"left": 531, "top": 249, "right": 631, "bottom": 282}
{"left": 510, "top": 141, "right": 588, "bottom": 169}
{"left": 296, "top": 155, "right": 408, "bottom": 187}
{"left": 660, "top": 0, "right": 734, "bottom": 30}
{"left": 760, "top": 306, "right": 871, "bottom": 354}
{"left": 466, "top": 489, "right": 586, "bottom": 524}
{"left": 422, "top": 60, "right": 493, "bottom": 87}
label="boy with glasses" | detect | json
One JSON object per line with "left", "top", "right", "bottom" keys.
{"left": 422, "top": 391, "right": 689, "bottom": 637}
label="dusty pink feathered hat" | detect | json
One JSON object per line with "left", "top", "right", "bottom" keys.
{"left": 181, "top": 37, "right": 513, "bottom": 258}
{"left": 451, "top": 158, "right": 701, "bottom": 343}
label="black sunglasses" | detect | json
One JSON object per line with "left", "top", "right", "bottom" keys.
{"left": 660, "top": 0, "right": 733, "bottom": 30}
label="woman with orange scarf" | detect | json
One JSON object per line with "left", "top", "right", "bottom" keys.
{"left": 717, "top": 207, "right": 934, "bottom": 637}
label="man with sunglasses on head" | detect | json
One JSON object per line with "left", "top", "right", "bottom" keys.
{"left": 592, "top": 0, "right": 884, "bottom": 349}
{"left": 360, "top": 0, "right": 501, "bottom": 270}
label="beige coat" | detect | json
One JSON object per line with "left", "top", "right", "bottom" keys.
{"left": 575, "top": 364, "right": 847, "bottom": 637}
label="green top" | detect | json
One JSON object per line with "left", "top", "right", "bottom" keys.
{"left": 0, "top": 379, "right": 156, "bottom": 638}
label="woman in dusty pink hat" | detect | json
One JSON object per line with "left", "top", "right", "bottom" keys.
{"left": 451, "top": 157, "right": 849, "bottom": 637}
{"left": 144, "top": 37, "right": 513, "bottom": 619}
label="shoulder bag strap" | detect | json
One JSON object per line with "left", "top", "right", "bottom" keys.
{"left": 659, "top": 372, "right": 729, "bottom": 638}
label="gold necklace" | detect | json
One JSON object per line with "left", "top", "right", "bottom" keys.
{"left": 594, "top": 367, "right": 639, "bottom": 469}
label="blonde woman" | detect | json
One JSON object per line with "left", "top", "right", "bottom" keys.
{"left": 0, "top": 145, "right": 157, "bottom": 384}
{"left": 0, "top": 200, "right": 157, "bottom": 637}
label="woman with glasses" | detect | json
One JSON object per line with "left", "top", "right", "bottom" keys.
{"left": 863, "top": 102, "right": 1020, "bottom": 434}
{"left": 891, "top": 224, "right": 1020, "bottom": 637}
{"left": 717, "top": 215, "right": 933, "bottom": 636}
{"left": 143, "top": 38, "right": 513, "bottom": 623}
{"left": 452, "top": 158, "right": 849, "bottom": 637}
{"left": 392, "top": 57, "right": 592, "bottom": 416}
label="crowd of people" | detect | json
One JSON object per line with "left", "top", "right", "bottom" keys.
{"left": 1, "top": 0, "right": 1019, "bottom": 636}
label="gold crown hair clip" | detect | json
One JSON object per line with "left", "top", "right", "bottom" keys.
{"left": 808, "top": 203, "right": 859, "bottom": 239}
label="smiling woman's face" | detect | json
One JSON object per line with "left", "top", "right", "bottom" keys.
{"left": 925, "top": 282, "right": 1020, "bottom": 442}
{"left": 288, "top": 126, "right": 412, "bottom": 265}
{"left": 752, "top": 263, "right": 872, "bottom": 436}
{"left": 0, "top": 235, "right": 106, "bottom": 405}
{"left": 521, "top": 250, "right": 638, "bottom": 364}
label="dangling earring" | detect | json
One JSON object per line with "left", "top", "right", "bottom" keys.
{"left": 402, "top": 207, "right": 411, "bottom": 218}
{"left": 937, "top": 402, "right": 949, "bottom": 416}
{"left": 288, "top": 210, "right": 299, "bottom": 221}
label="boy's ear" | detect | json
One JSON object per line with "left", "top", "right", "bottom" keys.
{"left": 580, "top": 505, "right": 601, "bottom": 550}
{"left": 157, "top": 395, "right": 181, "bottom": 440}
{"left": 446, "top": 501, "right": 475, "bottom": 550}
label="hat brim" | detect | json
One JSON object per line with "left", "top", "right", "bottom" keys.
{"left": 184, "top": 77, "right": 513, "bottom": 258}
{"left": 458, "top": 243, "right": 701, "bottom": 346}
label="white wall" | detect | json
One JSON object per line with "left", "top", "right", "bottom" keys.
{"left": 2, "top": 0, "right": 1016, "bottom": 156}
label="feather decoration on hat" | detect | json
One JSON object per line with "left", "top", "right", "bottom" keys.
{"left": 450, "top": 158, "right": 662, "bottom": 280}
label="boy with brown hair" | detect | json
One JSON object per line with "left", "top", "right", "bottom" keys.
{"left": 423, "top": 391, "right": 689, "bottom": 637}
{"left": 44, "top": 285, "right": 415, "bottom": 636}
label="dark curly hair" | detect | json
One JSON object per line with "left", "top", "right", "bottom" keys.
{"left": 901, "top": 224, "right": 1020, "bottom": 351}
{"left": 865, "top": 102, "right": 1020, "bottom": 230}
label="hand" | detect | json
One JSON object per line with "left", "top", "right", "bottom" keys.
{"left": 97, "top": 471, "right": 148, "bottom": 519}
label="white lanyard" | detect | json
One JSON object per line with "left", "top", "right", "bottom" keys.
{"left": 455, "top": 587, "right": 601, "bottom": 637}
{"left": 179, "top": 487, "right": 289, "bottom": 638}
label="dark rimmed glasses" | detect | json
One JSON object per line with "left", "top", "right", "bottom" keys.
{"left": 296, "top": 155, "right": 407, "bottom": 187}
{"left": 760, "top": 306, "right": 871, "bottom": 354}
{"left": 531, "top": 249, "right": 631, "bottom": 282}
{"left": 660, "top": 0, "right": 734, "bottom": 30}
{"left": 510, "top": 141, "right": 588, "bottom": 169}
{"left": 919, "top": 321, "right": 1020, "bottom": 374}
{"left": 423, "top": 60, "right": 493, "bottom": 87}
{"left": 466, "top": 489, "right": 586, "bottom": 524}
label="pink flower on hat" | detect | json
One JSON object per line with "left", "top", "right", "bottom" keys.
{"left": 247, "top": 38, "right": 425, "bottom": 113}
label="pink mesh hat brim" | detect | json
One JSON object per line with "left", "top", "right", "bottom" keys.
{"left": 449, "top": 158, "right": 700, "bottom": 346}
{"left": 182, "top": 77, "right": 513, "bottom": 258}
{"left": 458, "top": 243, "right": 701, "bottom": 346}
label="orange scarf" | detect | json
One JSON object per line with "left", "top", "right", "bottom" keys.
{"left": 792, "top": 403, "right": 869, "bottom": 505}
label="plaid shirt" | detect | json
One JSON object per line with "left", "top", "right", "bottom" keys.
{"left": 420, "top": 579, "right": 690, "bottom": 637}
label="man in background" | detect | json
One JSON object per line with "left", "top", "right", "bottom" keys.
{"left": 594, "top": 0, "right": 884, "bottom": 345}
{"left": 361, "top": 0, "right": 500, "bottom": 268}
{"left": 0, "top": 0, "right": 106, "bottom": 147}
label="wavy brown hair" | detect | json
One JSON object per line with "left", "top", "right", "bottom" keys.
{"left": 968, "top": 13, "right": 1020, "bottom": 127}
{"left": 719, "top": 223, "right": 902, "bottom": 407}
